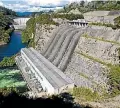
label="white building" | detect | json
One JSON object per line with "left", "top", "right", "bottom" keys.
{"left": 16, "top": 48, "right": 74, "bottom": 95}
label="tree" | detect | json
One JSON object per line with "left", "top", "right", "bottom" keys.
{"left": 0, "top": 6, "right": 16, "bottom": 43}
{"left": 114, "top": 16, "right": 120, "bottom": 28}
{"left": 80, "top": 1, "right": 85, "bottom": 7}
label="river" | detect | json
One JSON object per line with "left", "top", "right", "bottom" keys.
{"left": 0, "top": 31, "right": 26, "bottom": 61}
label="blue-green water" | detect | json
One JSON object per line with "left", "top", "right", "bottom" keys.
{"left": 0, "top": 31, "right": 26, "bottom": 61}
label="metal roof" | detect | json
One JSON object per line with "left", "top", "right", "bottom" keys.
{"left": 21, "top": 48, "right": 74, "bottom": 89}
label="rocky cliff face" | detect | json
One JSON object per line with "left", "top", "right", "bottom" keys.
{"left": 35, "top": 24, "right": 58, "bottom": 54}
{"left": 84, "top": 11, "right": 120, "bottom": 24}
{"left": 78, "top": 26, "right": 120, "bottom": 65}
{"left": 34, "top": 24, "right": 120, "bottom": 93}
{"left": 65, "top": 26, "right": 120, "bottom": 93}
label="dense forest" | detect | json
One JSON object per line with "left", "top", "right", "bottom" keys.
{"left": 0, "top": 6, "right": 17, "bottom": 16}
{"left": 0, "top": 6, "right": 17, "bottom": 43}
{"left": 58, "top": 1, "right": 120, "bottom": 13}
{"left": 52, "top": 13, "right": 84, "bottom": 20}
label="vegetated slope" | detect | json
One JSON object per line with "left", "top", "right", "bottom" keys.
{"left": 22, "top": 14, "right": 58, "bottom": 47}
{"left": 59, "top": 1, "right": 120, "bottom": 13}
{"left": 0, "top": 6, "right": 17, "bottom": 16}
{"left": 0, "top": 6, "right": 17, "bottom": 44}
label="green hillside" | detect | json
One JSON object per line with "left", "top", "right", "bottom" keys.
{"left": 59, "top": 1, "right": 120, "bottom": 13}
{"left": 0, "top": 6, "right": 17, "bottom": 43}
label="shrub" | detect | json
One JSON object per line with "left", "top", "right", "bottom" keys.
{"left": 108, "top": 65, "right": 120, "bottom": 96}
{"left": 0, "top": 56, "right": 15, "bottom": 67}
{"left": 72, "top": 87, "right": 100, "bottom": 101}
{"left": 52, "top": 13, "right": 84, "bottom": 20}
{"left": 114, "top": 16, "right": 120, "bottom": 28}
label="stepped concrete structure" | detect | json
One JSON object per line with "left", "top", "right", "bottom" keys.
{"left": 13, "top": 18, "right": 30, "bottom": 29}
{"left": 15, "top": 47, "right": 74, "bottom": 95}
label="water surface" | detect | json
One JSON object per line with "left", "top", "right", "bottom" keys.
{"left": 0, "top": 31, "right": 26, "bottom": 61}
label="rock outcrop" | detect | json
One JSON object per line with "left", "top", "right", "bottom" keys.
{"left": 84, "top": 11, "right": 120, "bottom": 24}
{"left": 35, "top": 24, "right": 58, "bottom": 54}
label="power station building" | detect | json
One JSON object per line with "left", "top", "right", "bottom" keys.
{"left": 15, "top": 48, "right": 74, "bottom": 95}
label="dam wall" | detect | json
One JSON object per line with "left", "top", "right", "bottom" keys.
{"left": 13, "top": 18, "right": 30, "bottom": 30}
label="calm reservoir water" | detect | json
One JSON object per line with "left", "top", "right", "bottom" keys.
{"left": 0, "top": 31, "right": 26, "bottom": 61}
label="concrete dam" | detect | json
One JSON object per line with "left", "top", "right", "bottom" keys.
{"left": 13, "top": 18, "right": 30, "bottom": 30}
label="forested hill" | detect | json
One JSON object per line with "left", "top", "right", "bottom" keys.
{"left": 0, "top": 6, "right": 17, "bottom": 43}
{"left": 0, "top": 6, "right": 17, "bottom": 16}
{"left": 58, "top": 1, "right": 120, "bottom": 13}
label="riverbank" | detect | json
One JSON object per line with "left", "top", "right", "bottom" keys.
{"left": 0, "top": 31, "right": 26, "bottom": 61}
{"left": 0, "top": 27, "right": 14, "bottom": 47}
{"left": 0, "top": 41, "right": 6, "bottom": 46}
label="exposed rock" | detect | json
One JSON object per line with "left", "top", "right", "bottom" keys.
{"left": 77, "top": 37, "right": 119, "bottom": 64}
{"left": 84, "top": 11, "right": 110, "bottom": 16}
{"left": 35, "top": 24, "right": 120, "bottom": 94}
{"left": 108, "top": 10, "right": 120, "bottom": 16}
{"left": 84, "top": 11, "right": 120, "bottom": 24}
{"left": 64, "top": 25, "right": 120, "bottom": 92}
{"left": 65, "top": 48, "right": 109, "bottom": 93}
{"left": 35, "top": 24, "right": 58, "bottom": 54}
{"left": 85, "top": 26, "right": 120, "bottom": 42}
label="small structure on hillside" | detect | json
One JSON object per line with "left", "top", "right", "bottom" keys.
{"left": 68, "top": 19, "right": 88, "bottom": 27}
